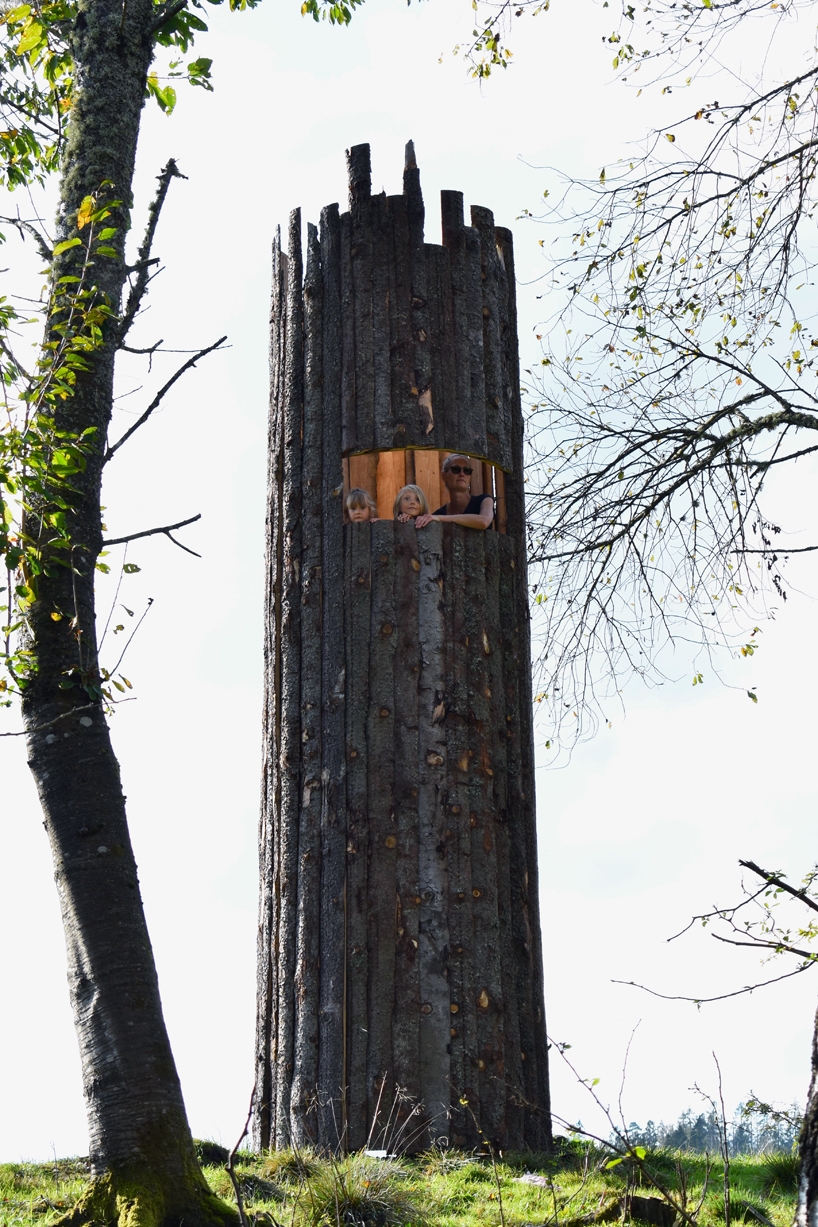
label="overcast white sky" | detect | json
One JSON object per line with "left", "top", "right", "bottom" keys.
{"left": 2, "top": 0, "right": 817, "bottom": 1161}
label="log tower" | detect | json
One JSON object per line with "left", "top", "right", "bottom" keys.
{"left": 254, "top": 143, "right": 551, "bottom": 1154}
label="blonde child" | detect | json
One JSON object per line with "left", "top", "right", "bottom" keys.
{"left": 393, "top": 484, "right": 429, "bottom": 523}
{"left": 344, "top": 488, "right": 378, "bottom": 523}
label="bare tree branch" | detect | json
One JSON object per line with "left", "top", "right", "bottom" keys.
{"left": 117, "top": 159, "right": 187, "bottom": 345}
{"left": 740, "top": 859, "right": 818, "bottom": 914}
{"left": 103, "top": 513, "right": 202, "bottom": 556}
{"left": 104, "top": 336, "right": 228, "bottom": 462}
{"left": 0, "top": 215, "right": 52, "bottom": 262}
{"left": 613, "top": 962, "right": 815, "bottom": 1005}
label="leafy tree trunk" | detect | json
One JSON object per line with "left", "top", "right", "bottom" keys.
{"left": 20, "top": 2, "right": 235, "bottom": 1223}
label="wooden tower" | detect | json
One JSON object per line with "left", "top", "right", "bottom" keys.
{"left": 254, "top": 143, "right": 551, "bottom": 1154}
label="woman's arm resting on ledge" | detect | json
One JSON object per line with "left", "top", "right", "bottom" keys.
{"left": 415, "top": 499, "right": 494, "bottom": 531}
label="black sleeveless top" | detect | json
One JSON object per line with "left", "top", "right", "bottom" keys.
{"left": 433, "top": 494, "right": 494, "bottom": 517}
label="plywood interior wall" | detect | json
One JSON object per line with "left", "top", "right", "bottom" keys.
{"left": 342, "top": 450, "right": 507, "bottom": 531}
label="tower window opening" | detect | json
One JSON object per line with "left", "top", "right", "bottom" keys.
{"left": 342, "top": 449, "right": 508, "bottom": 533}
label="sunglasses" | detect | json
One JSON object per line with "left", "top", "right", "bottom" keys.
{"left": 446, "top": 465, "right": 473, "bottom": 475}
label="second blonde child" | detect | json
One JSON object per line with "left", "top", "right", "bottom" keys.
{"left": 393, "top": 484, "right": 429, "bottom": 522}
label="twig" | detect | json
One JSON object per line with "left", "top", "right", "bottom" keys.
{"left": 109, "top": 597, "right": 154, "bottom": 677}
{"left": 226, "top": 1083, "right": 256, "bottom": 1227}
{"left": 98, "top": 543, "right": 129, "bottom": 653}
{"left": 0, "top": 700, "right": 99, "bottom": 737}
{"left": 612, "top": 960, "right": 815, "bottom": 1004}
{"left": 0, "top": 215, "right": 52, "bottom": 262}
{"left": 103, "top": 512, "right": 202, "bottom": 557}
{"left": 104, "top": 336, "right": 228, "bottom": 462}
{"left": 117, "top": 159, "right": 187, "bottom": 344}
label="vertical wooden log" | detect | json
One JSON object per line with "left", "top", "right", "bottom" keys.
{"left": 483, "top": 529, "right": 523, "bottom": 1146}
{"left": 372, "top": 193, "right": 393, "bottom": 451}
{"left": 440, "top": 191, "right": 467, "bottom": 453}
{"left": 424, "top": 244, "right": 444, "bottom": 453}
{"left": 495, "top": 221, "right": 550, "bottom": 1141}
{"left": 404, "top": 142, "right": 433, "bottom": 444}
{"left": 430, "top": 245, "right": 457, "bottom": 454}
{"left": 318, "top": 203, "right": 347, "bottom": 1151}
{"left": 290, "top": 223, "right": 323, "bottom": 1145}
{"left": 512, "top": 532, "right": 551, "bottom": 1146}
{"left": 464, "top": 225, "right": 488, "bottom": 459}
{"left": 495, "top": 227, "right": 524, "bottom": 538}
{"left": 416, "top": 521, "right": 450, "bottom": 1142}
{"left": 350, "top": 147, "right": 375, "bottom": 453}
{"left": 442, "top": 524, "right": 477, "bottom": 1146}
{"left": 254, "top": 229, "right": 287, "bottom": 1152}
{"left": 392, "top": 523, "right": 422, "bottom": 1112}
{"left": 344, "top": 522, "right": 372, "bottom": 1151}
{"left": 275, "top": 210, "right": 304, "bottom": 1146}
{"left": 390, "top": 194, "right": 418, "bottom": 448}
{"left": 492, "top": 226, "right": 515, "bottom": 475}
{"left": 463, "top": 528, "right": 505, "bottom": 1147}
{"left": 471, "top": 206, "right": 508, "bottom": 471}
{"left": 347, "top": 142, "right": 371, "bottom": 202}
{"left": 366, "top": 520, "right": 398, "bottom": 1126}
{"left": 340, "top": 210, "right": 356, "bottom": 454}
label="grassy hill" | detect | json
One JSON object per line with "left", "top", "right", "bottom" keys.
{"left": 0, "top": 1141, "right": 799, "bottom": 1227}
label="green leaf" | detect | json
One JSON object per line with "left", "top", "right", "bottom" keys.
{"left": 747, "top": 690, "right": 758, "bottom": 703}
{"left": 634, "top": 1146, "right": 646, "bottom": 1160}
{"left": 122, "top": 563, "right": 141, "bottom": 574}
{"left": 94, "top": 245, "right": 119, "bottom": 257}
{"left": 52, "top": 236, "right": 82, "bottom": 255}
{"left": 606, "top": 1158, "right": 623, "bottom": 1169}
{"left": 97, "top": 227, "right": 118, "bottom": 240}
{"left": 16, "top": 20, "right": 42, "bottom": 54}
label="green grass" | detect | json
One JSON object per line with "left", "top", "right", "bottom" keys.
{"left": 0, "top": 1144, "right": 800, "bottom": 1227}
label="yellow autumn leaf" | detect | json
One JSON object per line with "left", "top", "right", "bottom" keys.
{"left": 77, "top": 195, "right": 94, "bottom": 229}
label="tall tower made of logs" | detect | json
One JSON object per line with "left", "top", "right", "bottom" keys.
{"left": 254, "top": 143, "right": 551, "bottom": 1155}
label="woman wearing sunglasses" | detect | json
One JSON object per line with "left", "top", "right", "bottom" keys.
{"left": 414, "top": 454, "right": 494, "bottom": 530}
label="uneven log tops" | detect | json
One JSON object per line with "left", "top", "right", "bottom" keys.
{"left": 340, "top": 143, "right": 516, "bottom": 472}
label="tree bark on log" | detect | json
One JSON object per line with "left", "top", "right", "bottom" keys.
{"left": 416, "top": 522, "right": 451, "bottom": 1143}
{"left": 317, "top": 202, "right": 347, "bottom": 1151}
{"left": 365, "top": 521, "right": 398, "bottom": 1124}
{"left": 392, "top": 525, "right": 422, "bottom": 1113}
{"left": 290, "top": 222, "right": 323, "bottom": 1143}
{"left": 344, "top": 523, "right": 372, "bottom": 1150}
{"left": 274, "top": 209, "right": 304, "bottom": 1142}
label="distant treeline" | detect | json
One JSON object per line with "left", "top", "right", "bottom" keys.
{"left": 615, "top": 1104, "right": 803, "bottom": 1155}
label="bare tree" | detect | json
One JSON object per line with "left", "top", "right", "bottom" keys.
{"left": 508, "top": 0, "right": 818, "bottom": 745}
{"left": 502, "top": 1, "right": 818, "bottom": 1220}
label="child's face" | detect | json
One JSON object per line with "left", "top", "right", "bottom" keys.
{"left": 348, "top": 503, "right": 372, "bottom": 522}
{"left": 399, "top": 490, "right": 422, "bottom": 518}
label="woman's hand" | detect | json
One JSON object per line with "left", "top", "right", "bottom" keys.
{"left": 414, "top": 513, "right": 436, "bottom": 528}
